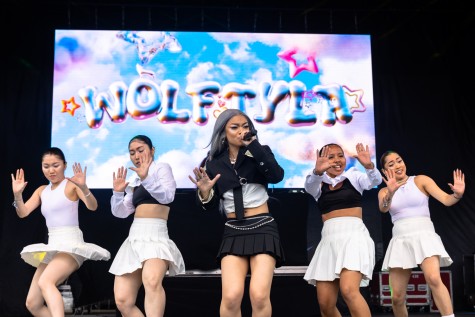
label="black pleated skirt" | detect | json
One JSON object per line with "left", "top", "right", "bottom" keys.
{"left": 216, "top": 213, "right": 285, "bottom": 267}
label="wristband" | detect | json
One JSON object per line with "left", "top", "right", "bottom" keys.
{"left": 312, "top": 169, "right": 322, "bottom": 176}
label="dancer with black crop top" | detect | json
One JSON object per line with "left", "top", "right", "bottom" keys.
{"left": 304, "top": 143, "right": 382, "bottom": 317}
{"left": 109, "top": 135, "right": 185, "bottom": 317}
{"left": 378, "top": 150, "right": 465, "bottom": 317}
{"left": 189, "top": 109, "right": 285, "bottom": 317}
{"left": 11, "top": 147, "right": 110, "bottom": 317}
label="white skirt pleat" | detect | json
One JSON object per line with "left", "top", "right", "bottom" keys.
{"left": 109, "top": 218, "right": 185, "bottom": 276}
{"left": 304, "top": 217, "right": 375, "bottom": 287}
{"left": 381, "top": 217, "right": 452, "bottom": 271}
{"left": 20, "top": 226, "right": 111, "bottom": 268}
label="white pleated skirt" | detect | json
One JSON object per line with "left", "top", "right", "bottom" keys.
{"left": 381, "top": 216, "right": 453, "bottom": 271}
{"left": 304, "top": 217, "right": 375, "bottom": 287}
{"left": 109, "top": 218, "right": 185, "bottom": 276}
{"left": 20, "top": 226, "right": 111, "bottom": 268}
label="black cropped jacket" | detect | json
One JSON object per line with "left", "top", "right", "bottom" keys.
{"left": 196, "top": 140, "right": 284, "bottom": 211}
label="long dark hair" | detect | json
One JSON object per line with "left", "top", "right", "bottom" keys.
{"left": 206, "top": 109, "right": 257, "bottom": 161}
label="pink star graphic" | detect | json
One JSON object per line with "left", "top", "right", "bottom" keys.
{"left": 277, "top": 49, "right": 318, "bottom": 78}
{"left": 61, "top": 97, "right": 81, "bottom": 116}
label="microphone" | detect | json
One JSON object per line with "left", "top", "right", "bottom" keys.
{"left": 243, "top": 128, "right": 257, "bottom": 141}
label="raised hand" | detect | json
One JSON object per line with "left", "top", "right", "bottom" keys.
{"left": 189, "top": 167, "right": 220, "bottom": 195}
{"left": 11, "top": 168, "right": 28, "bottom": 195}
{"left": 353, "top": 143, "right": 373, "bottom": 169}
{"left": 448, "top": 168, "right": 465, "bottom": 197}
{"left": 313, "top": 146, "right": 332, "bottom": 175}
{"left": 66, "top": 162, "right": 87, "bottom": 190}
{"left": 130, "top": 152, "right": 152, "bottom": 180}
{"left": 113, "top": 166, "right": 129, "bottom": 192}
{"left": 382, "top": 168, "right": 406, "bottom": 195}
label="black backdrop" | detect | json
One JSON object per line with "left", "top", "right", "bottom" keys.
{"left": 1, "top": 1, "right": 474, "bottom": 316}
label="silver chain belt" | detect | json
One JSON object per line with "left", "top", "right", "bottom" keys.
{"left": 225, "top": 215, "right": 274, "bottom": 231}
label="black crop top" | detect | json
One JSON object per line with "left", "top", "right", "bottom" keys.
{"left": 317, "top": 178, "right": 362, "bottom": 214}
{"left": 132, "top": 184, "right": 171, "bottom": 208}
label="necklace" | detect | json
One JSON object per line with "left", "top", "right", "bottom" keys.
{"left": 397, "top": 175, "right": 409, "bottom": 184}
{"left": 229, "top": 150, "right": 237, "bottom": 164}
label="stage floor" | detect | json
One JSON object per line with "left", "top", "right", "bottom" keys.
{"left": 69, "top": 312, "right": 475, "bottom": 317}
{"left": 62, "top": 267, "right": 474, "bottom": 317}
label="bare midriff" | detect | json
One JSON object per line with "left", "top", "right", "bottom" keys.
{"left": 322, "top": 207, "right": 362, "bottom": 222}
{"left": 135, "top": 204, "right": 170, "bottom": 220}
{"left": 226, "top": 202, "right": 269, "bottom": 219}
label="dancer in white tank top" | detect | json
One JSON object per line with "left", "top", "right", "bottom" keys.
{"left": 11, "top": 147, "right": 110, "bottom": 317}
{"left": 378, "top": 150, "right": 465, "bottom": 317}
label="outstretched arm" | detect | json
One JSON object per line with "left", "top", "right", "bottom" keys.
{"left": 352, "top": 143, "right": 382, "bottom": 189}
{"left": 352, "top": 143, "right": 375, "bottom": 169}
{"left": 67, "top": 162, "right": 98, "bottom": 211}
{"left": 11, "top": 168, "right": 41, "bottom": 217}
{"left": 419, "top": 169, "right": 465, "bottom": 206}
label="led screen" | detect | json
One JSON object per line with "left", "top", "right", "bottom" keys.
{"left": 52, "top": 30, "right": 375, "bottom": 189}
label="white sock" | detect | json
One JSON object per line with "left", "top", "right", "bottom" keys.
{"left": 442, "top": 314, "right": 454, "bottom": 317}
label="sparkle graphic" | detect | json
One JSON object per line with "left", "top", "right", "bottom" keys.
{"left": 61, "top": 97, "right": 81, "bottom": 116}
{"left": 277, "top": 49, "right": 318, "bottom": 78}
{"left": 343, "top": 86, "right": 366, "bottom": 113}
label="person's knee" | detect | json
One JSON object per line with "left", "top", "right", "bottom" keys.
{"left": 318, "top": 296, "right": 336, "bottom": 315}
{"left": 115, "top": 294, "right": 136, "bottom": 313}
{"left": 319, "top": 303, "right": 337, "bottom": 317}
{"left": 25, "top": 296, "right": 42, "bottom": 314}
{"left": 391, "top": 289, "right": 406, "bottom": 306}
{"left": 222, "top": 289, "right": 244, "bottom": 311}
{"left": 36, "top": 276, "right": 54, "bottom": 293}
{"left": 249, "top": 288, "right": 269, "bottom": 309}
{"left": 424, "top": 273, "right": 443, "bottom": 289}
{"left": 339, "top": 284, "right": 359, "bottom": 304}
{"left": 143, "top": 275, "right": 163, "bottom": 292}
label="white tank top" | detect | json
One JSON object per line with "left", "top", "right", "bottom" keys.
{"left": 41, "top": 179, "right": 79, "bottom": 228}
{"left": 389, "top": 176, "right": 430, "bottom": 223}
{"left": 222, "top": 183, "right": 268, "bottom": 214}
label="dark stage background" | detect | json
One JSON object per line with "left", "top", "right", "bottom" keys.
{"left": 1, "top": 1, "right": 474, "bottom": 316}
